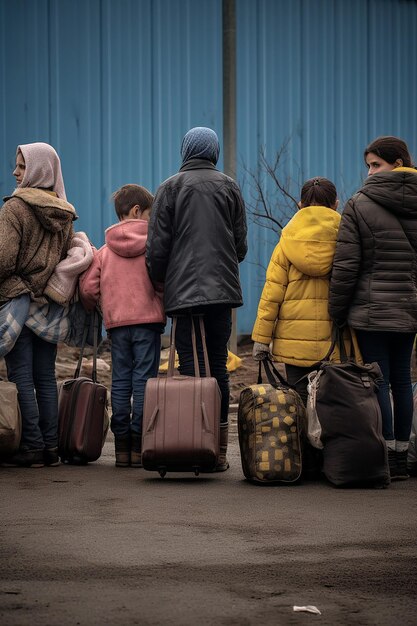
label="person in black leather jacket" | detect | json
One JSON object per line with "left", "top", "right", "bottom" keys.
{"left": 329, "top": 136, "right": 417, "bottom": 481}
{"left": 146, "top": 127, "right": 247, "bottom": 471}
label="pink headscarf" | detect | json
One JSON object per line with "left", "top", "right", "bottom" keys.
{"left": 16, "top": 142, "right": 67, "bottom": 200}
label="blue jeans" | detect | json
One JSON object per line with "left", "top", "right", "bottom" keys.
{"left": 5, "top": 325, "right": 58, "bottom": 450}
{"left": 174, "top": 306, "right": 232, "bottom": 424}
{"left": 110, "top": 325, "right": 161, "bottom": 436}
{"left": 356, "top": 330, "right": 415, "bottom": 442}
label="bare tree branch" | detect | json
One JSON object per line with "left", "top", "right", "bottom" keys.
{"left": 259, "top": 149, "right": 299, "bottom": 209}
{"left": 242, "top": 138, "right": 300, "bottom": 235}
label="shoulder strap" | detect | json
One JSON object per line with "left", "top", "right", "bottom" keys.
{"left": 322, "top": 324, "right": 348, "bottom": 362}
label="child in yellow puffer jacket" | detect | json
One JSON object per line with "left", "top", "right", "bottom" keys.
{"left": 252, "top": 177, "right": 341, "bottom": 404}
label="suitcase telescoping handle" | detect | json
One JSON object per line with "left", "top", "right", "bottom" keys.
{"left": 73, "top": 310, "right": 101, "bottom": 382}
{"left": 168, "top": 316, "right": 211, "bottom": 378}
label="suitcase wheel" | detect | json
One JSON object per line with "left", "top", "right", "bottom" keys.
{"left": 158, "top": 468, "right": 167, "bottom": 478}
{"left": 62, "top": 455, "right": 88, "bottom": 466}
{"left": 193, "top": 467, "right": 200, "bottom": 477}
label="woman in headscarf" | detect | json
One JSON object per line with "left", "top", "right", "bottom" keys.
{"left": 146, "top": 127, "right": 248, "bottom": 471}
{"left": 0, "top": 142, "right": 76, "bottom": 467}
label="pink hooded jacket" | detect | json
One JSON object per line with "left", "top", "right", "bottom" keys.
{"left": 79, "top": 219, "right": 165, "bottom": 330}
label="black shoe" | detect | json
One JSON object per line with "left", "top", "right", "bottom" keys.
{"left": 44, "top": 447, "right": 60, "bottom": 467}
{"left": 2, "top": 449, "right": 45, "bottom": 468}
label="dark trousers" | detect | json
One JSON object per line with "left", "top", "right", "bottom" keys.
{"left": 110, "top": 325, "right": 161, "bottom": 436}
{"left": 5, "top": 325, "right": 58, "bottom": 450}
{"left": 174, "top": 306, "right": 232, "bottom": 425}
{"left": 285, "top": 364, "right": 318, "bottom": 406}
{"left": 285, "top": 362, "right": 323, "bottom": 478}
{"left": 356, "top": 330, "right": 415, "bottom": 442}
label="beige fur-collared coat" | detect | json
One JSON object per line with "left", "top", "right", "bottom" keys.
{"left": 0, "top": 188, "right": 76, "bottom": 303}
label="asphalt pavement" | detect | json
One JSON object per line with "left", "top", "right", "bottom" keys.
{"left": 1, "top": 421, "right": 417, "bottom": 626}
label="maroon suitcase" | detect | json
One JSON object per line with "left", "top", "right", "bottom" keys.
{"left": 142, "top": 317, "right": 221, "bottom": 477}
{"left": 58, "top": 312, "right": 109, "bottom": 464}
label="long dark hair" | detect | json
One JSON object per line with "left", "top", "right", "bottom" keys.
{"left": 300, "top": 177, "right": 337, "bottom": 209}
{"left": 364, "top": 136, "right": 414, "bottom": 167}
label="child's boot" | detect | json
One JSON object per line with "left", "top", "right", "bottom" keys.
{"left": 131, "top": 432, "right": 142, "bottom": 468}
{"left": 114, "top": 435, "right": 130, "bottom": 467}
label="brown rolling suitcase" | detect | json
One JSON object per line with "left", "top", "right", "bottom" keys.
{"left": 142, "top": 316, "right": 221, "bottom": 477}
{"left": 58, "top": 312, "right": 109, "bottom": 464}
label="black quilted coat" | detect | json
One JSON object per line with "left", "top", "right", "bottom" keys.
{"left": 328, "top": 168, "right": 417, "bottom": 331}
{"left": 146, "top": 159, "right": 248, "bottom": 315}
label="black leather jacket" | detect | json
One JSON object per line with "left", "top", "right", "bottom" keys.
{"left": 146, "top": 159, "right": 247, "bottom": 315}
{"left": 329, "top": 168, "right": 417, "bottom": 331}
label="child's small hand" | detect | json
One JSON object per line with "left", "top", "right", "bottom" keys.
{"left": 252, "top": 341, "right": 270, "bottom": 361}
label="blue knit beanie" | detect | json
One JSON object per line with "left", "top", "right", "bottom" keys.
{"left": 180, "top": 127, "right": 220, "bottom": 165}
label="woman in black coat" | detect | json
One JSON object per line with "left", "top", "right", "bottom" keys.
{"left": 329, "top": 136, "right": 417, "bottom": 481}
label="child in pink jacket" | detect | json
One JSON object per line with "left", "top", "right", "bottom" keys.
{"left": 80, "top": 184, "right": 165, "bottom": 468}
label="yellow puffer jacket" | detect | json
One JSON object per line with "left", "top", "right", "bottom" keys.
{"left": 252, "top": 205, "right": 341, "bottom": 366}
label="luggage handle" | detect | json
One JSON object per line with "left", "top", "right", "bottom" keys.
{"left": 323, "top": 325, "right": 349, "bottom": 363}
{"left": 258, "top": 359, "right": 296, "bottom": 389}
{"left": 319, "top": 324, "right": 360, "bottom": 365}
{"left": 197, "top": 316, "right": 211, "bottom": 377}
{"left": 73, "top": 310, "right": 100, "bottom": 382}
{"left": 168, "top": 316, "right": 211, "bottom": 378}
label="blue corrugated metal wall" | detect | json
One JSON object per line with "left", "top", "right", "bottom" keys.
{"left": 1, "top": 0, "right": 417, "bottom": 334}
{"left": 236, "top": 0, "right": 417, "bottom": 332}
{"left": 0, "top": 0, "right": 223, "bottom": 240}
